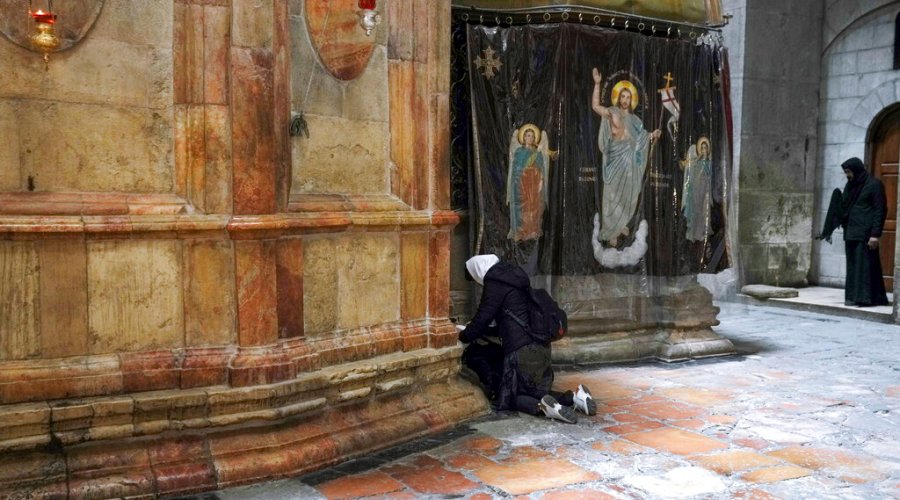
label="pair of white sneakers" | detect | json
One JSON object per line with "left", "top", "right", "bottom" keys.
{"left": 539, "top": 384, "right": 596, "bottom": 424}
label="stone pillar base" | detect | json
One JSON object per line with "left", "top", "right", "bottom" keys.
{"left": 0, "top": 348, "right": 489, "bottom": 498}
{"left": 547, "top": 275, "right": 736, "bottom": 365}
{"left": 551, "top": 328, "right": 735, "bottom": 365}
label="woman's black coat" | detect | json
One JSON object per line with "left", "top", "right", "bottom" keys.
{"left": 458, "top": 261, "right": 534, "bottom": 355}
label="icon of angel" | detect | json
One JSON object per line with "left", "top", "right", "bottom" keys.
{"left": 506, "top": 123, "right": 551, "bottom": 242}
{"left": 679, "top": 136, "right": 713, "bottom": 242}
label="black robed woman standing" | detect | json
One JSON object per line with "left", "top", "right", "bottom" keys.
{"left": 818, "top": 157, "right": 889, "bottom": 307}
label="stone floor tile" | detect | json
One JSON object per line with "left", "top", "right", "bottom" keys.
{"left": 623, "top": 466, "right": 728, "bottom": 498}
{"left": 591, "top": 439, "right": 647, "bottom": 456}
{"left": 690, "top": 450, "right": 782, "bottom": 475}
{"left": 315, "top": 471, "right": 404, "bottom": 500}
{"left": 733, "top": 437, "right": 772, "bottom": 451}
{"left": 740, "top": 465, "right": 812, "bottom": 484}
{"left": 627, "top": 401, "right": 707, "bottom": 421}
{"left": 767, "top": 446, "right": 892, "bottom": 483}
{"left": 610, "top": 412, "right": 647, "bottom": 423}
{"left": 671, "top": 418, "right": 707, "bottom": 430}
{"left": 503, "top": 446, "right": 554, "bottom": 463}
{"left": 459, "top": 435, "right": 503, "bottom": 455}
{"left": 709, "top": 415, "right": 737, "bottom": 425}
{"left": 656, "top": 387, "right": 733, "bottom": 407}
{"left": 381, "top": 455, "right": 479, "bottom": 495}
{"left": 470, "top": 493, "right": 493, "bottom": 500}
{"left": 604, "top": 419, "right": 666, "bottom": 436}
{"left": 473, "top": 459, "right": 599, "bottom": 496}
{"left": 539, "top": 488, "right": 618, "bottom": 499}
{"left": 605, "top": 395, "right": 667, "bottom": 407}
{"left": 730, "top": 488, "right": 780, "bottom": 499}
{"left": 624, "top": 428, "right": 728, "bottom": 455}
{"left": 444, "top": 452, "right": 496, "bottom": 471}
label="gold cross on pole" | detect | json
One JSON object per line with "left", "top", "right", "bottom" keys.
{"left": 663, "top": 72, "right": 675, "bottom": 89}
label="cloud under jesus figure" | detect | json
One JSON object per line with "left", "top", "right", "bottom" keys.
{"left": 591, "top": 68, "right": 661, "bottom": 247}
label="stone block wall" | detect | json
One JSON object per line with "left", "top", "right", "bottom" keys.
{"left": 722, "top": 0, "right": 824, "bottom": 287}
{"left": 0, "top": 0, "right": 487, "bottom": 496}
{"left": 812, "top": 1, "right": 900, "bottom": 288}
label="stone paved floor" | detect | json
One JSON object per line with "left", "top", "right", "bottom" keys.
{"left": 192, "top": 302, "right": 900, "bottom": 499}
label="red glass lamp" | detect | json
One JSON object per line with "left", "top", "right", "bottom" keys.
{"left": 357, "top": 0, "right": 380, "bottom": 37}
{"left": 28, "top": 0, "right": 59, "bottom": 67}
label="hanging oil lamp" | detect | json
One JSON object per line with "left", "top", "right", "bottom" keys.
{"left": 28, "top": 0, "right": 59, "bottom": 69}
{"left": 357, "top": 0, "right": 380, "bottom": 37}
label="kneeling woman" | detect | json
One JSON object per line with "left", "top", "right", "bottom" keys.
{"left": 457, "top": 254, "right": 595, "bottom": 423}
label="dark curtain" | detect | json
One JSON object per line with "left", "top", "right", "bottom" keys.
{"left": 451, "top": 22, "right": 731, "bottom": 277}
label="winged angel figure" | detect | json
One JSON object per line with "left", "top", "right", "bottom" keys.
{"left": 506, "top": 124, "right": 550, "bottom": 241}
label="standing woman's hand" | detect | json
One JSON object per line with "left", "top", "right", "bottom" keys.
{"left": 868, "top": 236, "right": 880, "bottom": 249}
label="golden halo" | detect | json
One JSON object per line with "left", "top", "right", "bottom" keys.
{"left": 697, "top": 136, "right": 711, "bottom": 151}
{"left": 610, "top": 80, "right": 639, "bottom": 110}
{"left": 517, "top": 123, "right": 542, "bottom": 145}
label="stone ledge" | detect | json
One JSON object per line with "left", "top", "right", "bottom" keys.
{"left": 0, "top": 379, "right": 488, "bottom": 499}
{"left": 0, "top": 319, "right": 457, "bottom": 404}
{"left": 0, "top": 346, "right": 466, "bottom": 454}
{"left": 741, "top": 284, "right": 800, "bottom": 299}
{"left": 0, "top": 211, "right": 460, "bottom": 237}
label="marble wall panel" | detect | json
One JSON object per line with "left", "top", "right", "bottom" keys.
{"left": 0, "top": 241, "right": 40, "bottom": 360}
{"left": 344, "top": 47, "right": 389, "bottom": 123}
{"left": 89, "top": 0, "right": 173, "bottom": 48}
{"left": 288, "top": 13, "right": 344, "bottom": 117}
{"left": 204, "top": 104, "right": 233, "bottom": 213}
{"left": 184, "top": 239, "right": 236, "bottom": 347}
{"left": 389, "top": 61, "right": 416, "bottom": 205}
{"left": 303, "top": 237, "right": 338, "bottom": 335}
{"left": 174, "top": 2, "right": 204, "bottom": 105}
{"left": 87, "top": 240, "right": 184, "bottom": 353}
{"left": 0, "top": 99, "right": 20, "bottom": 191}
{"left": 232, "top": 47, "right": 277, "bottom": 214}
{"left": 430, "top": 95, "right": 450, "bottom": 210}
{"left": 233, "top": 0, "right": 274, "bottom": 49}
{"left": 15, "top": 101, "right": 174, "bottom": 193}
{"left": 401, "top": 232, "right": 428, "bottom": 320}
{"left": 38, "top": 239, "right": 89, "bottom": 358}
{"left": 428, "top": 0, "right": 451, "bottom": 95}
{"left": 203, "top": 5, "right": 231, "bottom": 105}
{"left": 276, "top": 238, "right": 304, "bottom": 339}
{"left": 235, "top": 240, "right": 278, "bottom": 347}
{"left": 337, "top": 234, "right": 400, "bottom": 329}
{"left": 291, "top": 115, "right": 389, "bottom": 195}
{"left": 429, "top": 231, "right": 450, "bottom": 319}
{"left": 387, "top": 0, "right": 415, "bottom": 60}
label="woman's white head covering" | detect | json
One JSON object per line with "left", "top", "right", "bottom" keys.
{"left": 465, "top": 254, "right": 500, "bottom": 286}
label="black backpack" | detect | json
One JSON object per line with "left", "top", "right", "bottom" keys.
{"left": 504, "top": 287, "right": 568, "bottom": 344}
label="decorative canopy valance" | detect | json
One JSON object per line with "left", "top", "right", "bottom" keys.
{"left": 451, "top": 0, "right": 725, "bottom": 27}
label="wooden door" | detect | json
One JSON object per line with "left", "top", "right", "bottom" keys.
{"left": 871, "top": 119, "right": 900, "bottom": 291}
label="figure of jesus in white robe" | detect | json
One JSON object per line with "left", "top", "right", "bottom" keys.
{"left": 591, "top": 68, "right": 661, "bottom": 247}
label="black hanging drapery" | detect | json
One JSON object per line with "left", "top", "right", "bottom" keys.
{"left": 451, "top": 21, "right": 732, "bottom": 277}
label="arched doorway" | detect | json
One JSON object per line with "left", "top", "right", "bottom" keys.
{"left": 868, "top": 105, "right": 900, "bottom": 291}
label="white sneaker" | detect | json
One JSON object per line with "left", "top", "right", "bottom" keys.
{"left": 573, "top": 384, "right": 597, "bottom": 416}
{"left": 539, "top": 395, "right": 578, "bottom": 424}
